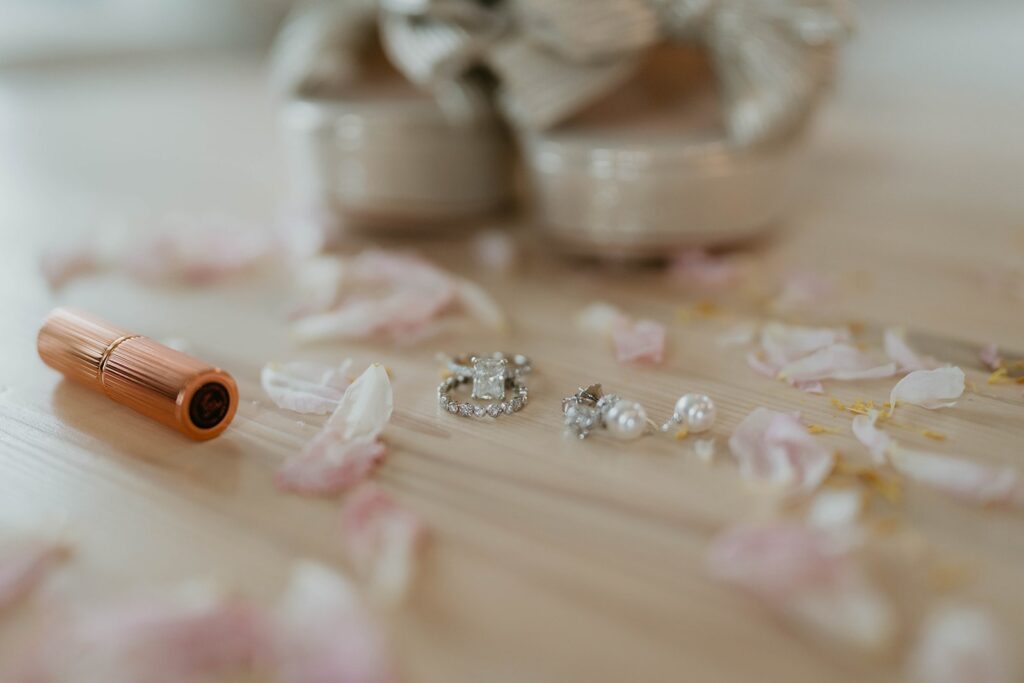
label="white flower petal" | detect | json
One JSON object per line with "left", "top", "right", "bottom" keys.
{"left": 328, "top": 364, "right": 393, "bottom": 440}
{"left": 808, "top": 489, "right": 863, "bottom": 529}
{"left": 851, "top": 410, "right": 892, "bottom": 464}
{"left": 761, "top": 322, "right": 849, "bottom": 366}
{"left": 910, "top": 604, "right": 1014, "bottom": 683}
{"left": 889, "top": 366, "right": 965, "bottom": 409}
{"left": 888, "top": 446, "right": 1023, "bottom": 508}
{"left": 694, "top": 438, "right": 717, "bottom": 464}
{"left": 575, "top": 302, "right": 627, "bottom": 336}
{"left": 260, "top": 359, "right": 353, "bottom": 415}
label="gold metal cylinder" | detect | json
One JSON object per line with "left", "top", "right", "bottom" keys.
{"left": 37, "top": 308, "right": 238, "bottom": 441}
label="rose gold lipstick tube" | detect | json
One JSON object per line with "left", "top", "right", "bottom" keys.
{"left": 37, "top": 308, "right": 238, "bottom": 441}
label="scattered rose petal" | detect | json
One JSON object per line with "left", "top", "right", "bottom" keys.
{"left": 291, "top": 250, "right": 502, "bottom": 344}
{"left": 610, "top": 318, "right": 667, "bottom": 365}
{"left": 276, "top": 364, "right": 393, "bottom": 496}
{"left": 473, "top": 229, "right": 517, "bottom": 273}
{"left": 761, "top": 323, "right": 850, "bottom": 367}
{"left": 851, "top": 410, "right": 892, "bottom": 464}
{"left": 40, "top": 243, "right": 103, "bottom": 290}
{"left": 341, "top": 484, "right": 425, "bottom": 605}
{"left": 978, "top": 343, "right": 1002, "bottom": 372}
{"left": 669, "top": 249, "right": 744, "bottom": 290}
{"left": 276, "top": 433, "right": 387, "bottom": 497}
{"left": 909, "top": 604, "right": 1014, "bottom": 683}
{"left": 22, "top": 582, "right": 270, "bottom": 682}
{"left": 728, "top": 409, "right": 835, "bottom": 495}
{"left": 778, "top": 344, "right": 896, "bottom": 383}
{"left": 126, "top": 228, "right": 275, "bottom": 284}
{"left": 261, "top": 359, "right": 353, "bottom": 415}
{"left": 771, "top": 271, "right": 834, "bottom": 311}
{"left": 708, "top": 522, "right": 895, "bottom": 651}
{"left": 808, "top": 489, "right": 863, "bottom": 529}
{"left": 890, "top": 367, "right": 965, "bottom": 410}
{"left": 327, "top": 364, "right": 393, "bottom": 440}
{"left": 272, "top": 561, "right": 394, "bottom": 683}
{"left": 888, "top": 446, "right": 1023, "bottom": 508}
{"left": 694, "top": 438, "right": 717, "bottom": 464}
{"left": 575, "top": 302, "right": 628, "bottom": 336}
{"left": 884, "top": 327, "right": 941, "bottom": 372}
{"left": 0, "top": 541, "right": 70, "bottom": 612}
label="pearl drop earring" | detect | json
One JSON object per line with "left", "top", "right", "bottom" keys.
{"left": 662, "top": 393, "right": 717, "bottom": 434}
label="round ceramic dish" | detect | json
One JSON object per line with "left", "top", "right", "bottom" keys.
{"left": 523, "top": 128, "right": 805, "bottom": 258}
{"left": 283, "top": 91, "right": 513, "bottom": 230}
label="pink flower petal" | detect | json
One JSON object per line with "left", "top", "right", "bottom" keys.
{"left": 708, "top": 522, "right": 895, "bottom": 651}
{"left": 979, "top": 343, "right": 1002, "bottom": 371}
{"left": 728, "top": 408, "right": 835, "bottom": 495}
{"left": 883, "top": 327, "right": 942, "bottom": 372}
{"left": 22, "top": 584, "right": 270, "bottom": 682}
{"left": 39, "top": 244, "right": 103, "bottom": 290}
{"left": 889, "top": 366, "right": 965, "bottom": 410}
{"left": 260, "top": 359, "right": 353, "bottom": 415}
{"left": 851, "top": 411, "right": 892, "bottom": 464}
{"left": 888, "top": 446, "right": 1024, "bottom": 508}
{"left": 778, "top": 344, "right": 896, "bottom": 382}
{"left": 910, "top": 604, "right": 1014, "bottom": 683}
{"left": 0, "top": 541, "right": 69, "bottom": 612}
{"left": 669, "top": 249, "right": 744, "bottom": 290}
{"left": 125, "top": 228, "right": 275, "bottom": 285}
{"left": 290, "top": 250, "right": 501, "bottom": 344}
{"left": 272, "top": 562, "right": 394, "bottom": 683}
{"left": 276, "top": 433, "right": 387, "bottom": 497}
{"left": 611, "top": 319, "right": 666, "bottom": 364}
{"left": 341, "top": 485, "right": 426, "bottom": 604}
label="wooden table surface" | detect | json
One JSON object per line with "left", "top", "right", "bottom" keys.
{"left": 1, "top": 2, "right": 1023, "bottom": 681}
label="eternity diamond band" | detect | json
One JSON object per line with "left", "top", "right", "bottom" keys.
{"left": 438, "top": 374, "right": 529, "bottom": 419}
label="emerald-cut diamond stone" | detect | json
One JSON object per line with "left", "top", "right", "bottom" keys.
{"left": 471, "top": 357, "right": 507, "bottom": 400}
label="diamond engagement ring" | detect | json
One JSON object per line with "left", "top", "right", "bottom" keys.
{"left": 438, "top": 352, "right": 532, "bottom": 418}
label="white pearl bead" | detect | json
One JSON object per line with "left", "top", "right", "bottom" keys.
{"left": 676, "top": 393, "right": 716, "bottom": 433}
{"left": 605, "top": 399, "right": 647, "bottom": 441}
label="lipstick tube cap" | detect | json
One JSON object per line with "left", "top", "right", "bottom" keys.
{"left": 37, "top": 308, "right": 238, "bottom": 441}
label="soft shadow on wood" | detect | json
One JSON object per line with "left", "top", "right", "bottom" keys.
{"left": 50, "top": 379, "right": 243, "bottom": 494}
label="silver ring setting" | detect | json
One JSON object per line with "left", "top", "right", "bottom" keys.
{"left": 439, "top": 352, "right": 532, "bottom": 418}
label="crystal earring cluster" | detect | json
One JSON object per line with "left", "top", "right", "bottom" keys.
{"left": 562, "top": 384, "right": 649, "bottom": 441}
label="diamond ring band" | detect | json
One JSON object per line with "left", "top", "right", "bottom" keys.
{"left": 439, "top": 352, "right": 532, "bottom": 418}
